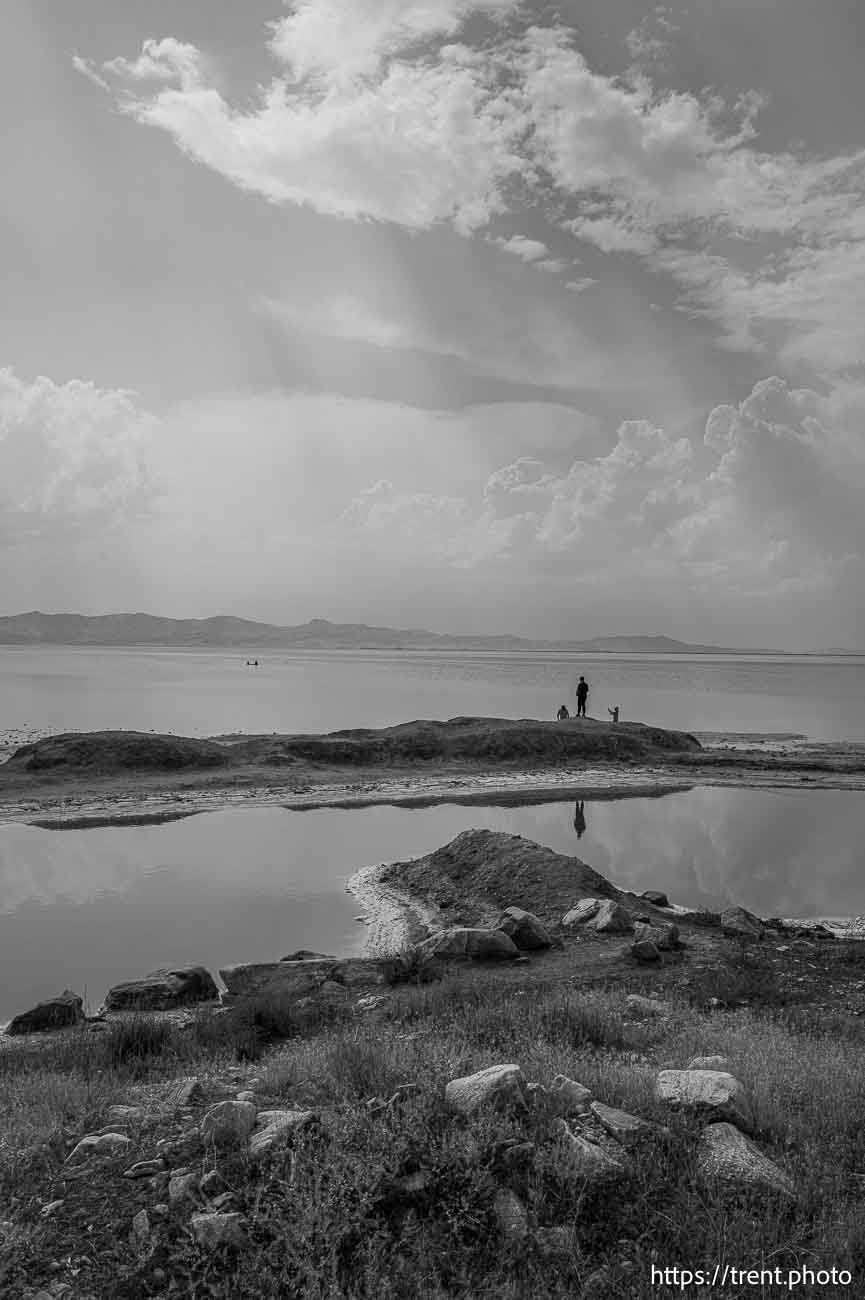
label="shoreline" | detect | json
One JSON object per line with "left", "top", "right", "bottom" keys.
{"left": 2, "top": 760, "right": 865, "bottom": 829}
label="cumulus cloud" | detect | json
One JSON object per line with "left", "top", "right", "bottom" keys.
{"left": 0, "top": 368, "right": 153, "bottom": 544}
{"left": 332, "top": 378, "right": 865, "bottom": 610}
{"left": 78, "top": 10, "right": 865, "bottom": 370}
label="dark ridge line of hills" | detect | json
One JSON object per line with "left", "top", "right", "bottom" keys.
{"left": 0, "top": 611, "right": 853, "bottom": 655}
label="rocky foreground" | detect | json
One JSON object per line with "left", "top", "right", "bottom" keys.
{"left": 5, "top": 832, "right": 865, "bottom": 1299}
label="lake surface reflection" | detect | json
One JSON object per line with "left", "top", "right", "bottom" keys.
{"left": 2, "top": 787, "right": 864, "bottom": 1020}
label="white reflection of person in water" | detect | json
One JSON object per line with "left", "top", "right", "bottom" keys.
{"left": 573, "top": 800, "right": 586, "bottom": 838}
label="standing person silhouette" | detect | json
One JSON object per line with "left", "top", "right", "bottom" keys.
{"left": 573, "top": 800, "right": 586, "bottom": 838}
{"left": 575, "top": 675, "right": 589, "bottom": 718}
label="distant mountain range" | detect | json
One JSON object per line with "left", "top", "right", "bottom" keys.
{"left": 0, "top": 610, "right": 851, "bottom": 654}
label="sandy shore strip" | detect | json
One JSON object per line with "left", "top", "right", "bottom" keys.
{"left": 346, "top": 862, "right": 441, "bottom": 957}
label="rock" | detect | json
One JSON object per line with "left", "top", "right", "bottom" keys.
{"left": 160, "top": 1077, "right": 203, "bottom": 1112}
{"left": 103, "top": 965, "right": 218, "bottom": 1011}
{"left": 590, "top": 1101, "right": 654, "bottom": 1143}
{"left": 589, "top": 901, "right": 634, "bottom": 934}
{"left": 248, "top": 1108, "right": 317, "bottom": 1160}
{"left": 721, "top": 906, "right": 765, "bottom": 941}
{"left": 40, "top": 1200, "right": 65, "bottom": 1219}
{"left": 562, "top": 898, "right": 602, "bottom": 927}
{"left": 190, "top": 1212, "right": 248, "bottom": 1249}
{"left": 209, "top": 1192, "right": 236, "bottom": 1212}
{"left": 356, "top": 994, "right": 387, "bottom": 1011}
{"left": 640, "top": 890, "right": 670, "bottom": 908}
{"left": 6, "top": 990, "right": 84, "bottom": 1035}
{"left": 107, "top": 1105, "right": 145, "bottom": 1123}
{"left": 681, "top": 909, "right": 721, "bottom": 928}
{"left": 655, "top": 1070, "right": 754, "bottom": 1131}
{"left": 547, "top": 1074, "right": 593, "bottom": 1114}
{"left": 496, "top": 907, "right": 552, "bottom": 950}
{"left": 220, "top": 957, "right": 401, "bottom": 999}
{"left": 444, "top": 1064, "right": 528, "bottom": 1116}
{"left": 631, "top": 940, "right": 661, "bottom": 964}
{"left": 687, "top": 1055, "right": 732, "bottom": 1072}
{"left": 633, "top": 921, "right": 679, "bottom": 951}
{"left": 65, "top": 1133, "right": 130, "bottom": 1166}
{"left": 168, "top": 1172, "right": 200, "bottom": 1205}
{"left": 201, "top": 1100, "right": 257, "bottom": 1149}
{"left": 416, "top": 928, "right": 520, "bottom": 962}
{"left": 123, "top": 1159, "right": 165, "bottom": 1179}
{"left": 625, "top": 994, "right": 666, "bottom": 1017}
{"left": 559, "top": 1124, "right": 628, "bottom": 1183}
{"left": 130, "top": 1209, "right": 150, "bottom": 1246}
{"left": 493, "top": 1188, "right": 528, "bottom": 1242}
{"left": 697, "top": 1123, "right": 796, "bottom": 1198}
{"left": 491, "top": 1139, "right": 536, "bottom": 1176}
{"left": 199, "top": 1169, "right": 225, "bottom": 1198}
{"left": 280, "top": 950, "right": 335, "bottom": 962}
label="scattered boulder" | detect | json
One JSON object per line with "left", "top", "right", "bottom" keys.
{"left": 655, "top": 1070, "right": 754, "bottom": 1131}
{"left": 130, "top": 1209, "right": 150, "bottom": 1247}
{"left": 123, "top": 1159, "right": 164, "bottom": 1180}
{"left": 493, "top": 1188, "right": 529, "bottom": 1242}
{"left": 625, "top": 994, "right": 666, "bottom": 1017}
{"left": 220, "top": 957, "right": 401, "bottom": 1000}
{"left": 687, "top": 1055, "right": 731, "bottom": 1072}
{"left": 190, "top": 1211, "right": 248, "bottom": 1249}
{"left": 6, "top": 990, "right": 84, "bottom": 1036}
{"left": 562, "top": 899, "right": 601, "bottom": 927}
{"left": 65, "top": 1133, "right": 130, "bottom": 1166}
{"left": 199, "top": 1170, "right": 225, "bottom": 1198}
{"left": 558, "top": 1124, "right": 628, "bottom": 1183}
{"left": 589, "top": 901, "right": 634, "bottom": 934}
{"left": 416, "top": 928, "right": 520, "bottom": 962}
{"left": 721, "top": 907, "right": 765, "bottom": 941}
{"left": 248, "top": 1109, "right": 317, "bottom": 1161}
{"left": 547, "top": 1074, "right": 593, "bottom": 1114}
{"left": 445, "top": 1064, "right": 528, "bottom": 1116}
{"left": 497, "top": 906, "right": 552, "bottom": 950}
{"left": 201, "top": 1100, "right": 257, "bottom": 1150}
{"left": 104, "top": 965, "right": 218, "bottom": 1011}
{"left": 168, "top": 1172, "right": 200, "bottom": 1205}
{"left": 589, "top": 1101, "right": 655, "bottom": 1144}
{"left": 631, "top": 940, "right": 661, "bottom": 964}
{"left": 633, "top": 921, "right": 679, "bottom": 951}
{"left": 697, "top": 1122, "right": 796, "bottom": 1198}
{"left": 640, "top": 890, "right": 670, "bottom": 908}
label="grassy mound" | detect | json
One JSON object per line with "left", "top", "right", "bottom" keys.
{"left": 235, "top": 716, "right": 701, "bottom": 767}
{"left": 10, "top": 731, "right": 231, "bottom": 774}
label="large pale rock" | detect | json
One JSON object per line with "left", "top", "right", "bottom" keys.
{"left": 445, "top": 1064, "right": 528, "bottom": 1116}
{"left": 191, "top": 1211, "right": 248, "bottom": 1249}
{"left": 562, "top": 899, "right": 601, "bottom": 927}
{"left": 201, "top": 1100, "right": 257, "bottom": 1149}
{"left": 416, "top": 928, "right": 519, "bottom": 962}
{"left": 558, "top": 1124, "right": 628, "bottom": 1183}
{"left": 104, "top": 965, "right": 218, "bottom": 1011}
{"left": 168, "top": 1172, "right": 200, "bottom": 1205}
{"left": 497, "top": 907, "right": 552, "bottom": 950}
{"left": 721, "top": 907, "right": 765, "bottom": 941}
{"left": 6, "top": 989, "right": 84, "bottom": 1035}
{"left": 546, "top": 1075, "right": 593, "bottom": 1114}
{"left": 65, "top": 1133, "right": 130, "bottom": 1166}
{"left": 493, "top": 1188, "right": 529, "bottom": 1242}
{"left": 655, "top": 1070, "right": 754, "bottom": 1131}
{"left": 633, "top": 921, "right": 679, "bottom": 951}
{"left": 589, "top": 901, "right": 634, "bottom": 934}
{"left": 697, "top": 1123, "right": 796, "bottom": 1198}
{"left": 248, "top": 1108, "right": 317, "bottom": 1160}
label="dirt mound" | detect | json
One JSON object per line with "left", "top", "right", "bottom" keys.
{"left": 10, "top": 731, "right": 231, "bottom": 774}
{"left": 239, "top": 716, "right": 700, "bottom": 767}
{"left": 380, "top": 829, "right": 619, "bottom": 927}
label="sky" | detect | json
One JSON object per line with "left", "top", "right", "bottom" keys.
{"left": 2, "top": 0, "right": 865, "bottom": 648}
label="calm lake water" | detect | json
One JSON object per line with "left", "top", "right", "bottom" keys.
{"left": 1, "top": 645, "right": 865, "bottom": 742}
{"left": 2, "top": 787, "right": 864, "bottom": 1021}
